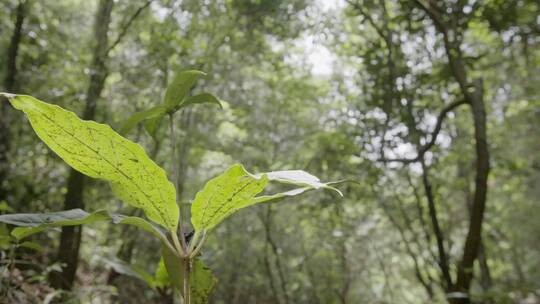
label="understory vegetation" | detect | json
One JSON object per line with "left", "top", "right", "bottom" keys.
{"left": 0, "top": 0, "right": 539, "bottom": 303}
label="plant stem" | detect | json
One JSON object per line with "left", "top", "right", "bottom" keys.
{"left": 172, "top": 232, "right": 184, "bottom": 257}
{"left": 169, "top": 113, "right": 188, "bottom": 252}
{"left": 189, "top": 231, "right": 207, "bottom": 258}
{"left": 170, "top": 113, "right": 191, "bottom": 304}
{"left": 183, "top": 257, "right": 191, "bottom": 304}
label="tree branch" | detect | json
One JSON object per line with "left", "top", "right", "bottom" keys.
{"left": 346, "top": 0, "right": 388, "bottom": 42}
{"left": 380, "top": 99, "right": 467, "bottom": 163}
{"left": 105, "top": 0, "right": 153, "bottom": 56}
{"left": 421, "top": 159, "right": 453, "bottom": 289}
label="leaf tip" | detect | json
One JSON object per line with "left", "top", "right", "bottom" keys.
{"left": 0, "top": 92, "right": 16, "bottom": 99}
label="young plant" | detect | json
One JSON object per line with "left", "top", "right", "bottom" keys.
{"left": 0, "top": 71, "right": 342, "bottom": 303}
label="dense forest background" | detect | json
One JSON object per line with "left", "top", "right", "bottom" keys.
{"left": 0, "top": 0, "right": 539, "bottom": 303}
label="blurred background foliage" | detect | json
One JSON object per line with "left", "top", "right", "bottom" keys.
{"left": 0, "top": 0, "right": 539, "bottom": 303}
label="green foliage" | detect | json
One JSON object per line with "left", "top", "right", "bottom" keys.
{"left": 0, "top": 88, "right": 339, "bottom": 303}
{"left": 0, "top": 209, "right": 112, "bottom": 240}
{"left": 161, "top": 243, "right": 183, "bottom": 292}
{"left": 160, "top": 243, "right": 217, "bottom": 303}
{"left": 118, "top": 105, "right": 167, "bottom": 135}
{"left": 191, "top": 164, "right": 342, "bottom": 231}
{"left": 1, "top": 93, "right": 179, "bottom": 231}
{"left": 0, "top": 209, "right": 171, "bottom": 250}
{"left": 189, "top": 259, "right": 217, "bottom": 304}
{"left": 101, "top": 257, "right": 157, "bottom": 288}
{"left": 190, "top": 164, "right": 269, "bottom": 231}
{"left": 182, "top": 93, "right": 222, "bottom": 109}
{"left": 120, "top": 70, "right": 222, "bottom": 136}
{"left": 164, "top": 70, "right": 207, "bottom": 111}
{"left": 1, "top": 1, "right": 539, "bottom": 302}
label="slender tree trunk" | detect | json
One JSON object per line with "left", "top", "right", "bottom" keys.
{"left": 420, "top": 159, "right": 453, "bottom": 289}
{"left": 0, "top": 0, "right": 26, "bottom": 204}
{"left": 411, "top": 3, "right": 491, "bottom": 302}
{"left": 451, "top": 79, "right": 490, "bottom": 304}
{"left": 260, "top": 206, "right": 290, "bottom": 304}
{"left": 50, "top": 0, "right": 114, "bottom": 290}
{"left": 458, "top": 152, "right": 493, "bottom": 303}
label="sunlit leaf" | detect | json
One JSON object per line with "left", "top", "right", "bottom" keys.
{"left": 190, "top": 164, "right": 268, "bottom": 231}
{"left": 1, "top": 93, "right": 179, "bottom": 231}
{"left": 191, "top": 164, "right": 342, "bottom": 231}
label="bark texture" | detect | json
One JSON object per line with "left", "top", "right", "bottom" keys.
{"left": 0, "top": 0, "right": 26, "bottom": 204}
{"left": 50, "top": 0, "right": 114, "bottom": 290}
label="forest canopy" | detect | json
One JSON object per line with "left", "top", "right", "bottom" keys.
{"left": 0, "top": 0, "right": 539, "bottom": 303}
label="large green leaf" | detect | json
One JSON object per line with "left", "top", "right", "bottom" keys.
{"left": 191, "top": 164, "right": 269, "bottom": 231}
{"left": 0, "top": 209, "right": 172, "bottom": 249}
{"left": 191, "top": 165, "right": 342, "bottom": 231}
{"left": 1, "top": 93, "right": 179, "bottom": 230}
{"left": 164, "top": 70, "right": 206, "bottom": 111}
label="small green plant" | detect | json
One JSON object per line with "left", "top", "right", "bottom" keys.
{"left": 0, "top": 70, "right": 341, "bottom": 303}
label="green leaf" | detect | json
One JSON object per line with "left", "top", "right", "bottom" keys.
{"left": 181, "top": 93, "right": 222, "bottom": 109}
{"left": 153, "top": 257, "right": 170, "bottom": 289}
{"left": 190, "top": 259, "right": 217, "bottom": 304}
{"left": 111, "top": 215, "right": 171, "bottom": 248}
{"left": 161, "top": 243, "right": 183, "bottom": 291}
{"left": 101, "top": 257, "right": 155, "bottom": 287}
{"left": 164, "top": 70, "right": 206, "bottom": 111}
{"left": 119, "top": 106, "right": 167, "bottom": 135}
{"left": 0, "top": 209, "right": 111, "bottom": 240}
{"left": 191, "top": 164, "right": 269, "bottom": 231}
{"left": 0, "top": 201, "right": 14, "bottom": 212}
{"left": 190, "top": 164, "right": 342, "bottom": 231}
{"left": 18, "top": 241, "right": 44, "bottom": 252}
{"left": 1, "top": 94, "right": 179, "bottom": 231}
{"left": 257, "top": 170, "right": 343, "bottom": 196}
{"left": 251, "top": 187, "right": 313, "bottom": 204}
{"left": 0, "top": 209, "right": 173, "bottom": 252}
{"left": 144, "top": 115, "right": 164, "bottom": 138}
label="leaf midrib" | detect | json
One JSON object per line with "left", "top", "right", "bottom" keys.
{"left": 36, "top": 110, "right": 173, "bottom": 229}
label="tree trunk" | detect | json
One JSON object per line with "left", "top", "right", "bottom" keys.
{"left": 0, "top": 0, "right": 26, "bottom": 204}
{"left": 49, "top": 0, "right": 114, "bottom": 290}
{"left": 451, "top": 79, "right": 490, "bottom": 304}
{"left": 411, "top": 3, "right": 492, "bottom": 301}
